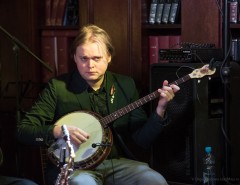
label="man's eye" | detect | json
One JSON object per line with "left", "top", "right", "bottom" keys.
{"left": 79, "top": 56, "right": 102, "bottom": 62}
{"left": 93, "top": 57, "right": 102, "bottom": 61}
{"left": 80, "top": 57, "right": 88, "bottom": 61}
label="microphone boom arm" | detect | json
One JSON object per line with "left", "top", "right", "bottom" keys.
{"left": 0, "top": 25, "right": 53, "bottom": 72}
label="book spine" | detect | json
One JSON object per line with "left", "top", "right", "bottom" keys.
{"left": 237, "top": 38, "right": 240, "bottom": 61}
{"left": 155, "top": 0, "right": 165, "bottom": 24}
{"left": 149, "top": 36, "right": 159, "bottom": 64}
{"left": 57, "top": 37, "right": 70, "bottom": 75}
{"left": 158, "top": 35, "right": 170, "bottom": 49}
{"left": 141, "top": 0, "right": 149, "bottom": 24}
{"left": 169, "top": 0, "right": 180, "bottom": 24}
{"left": 158, "top": 35, "right": 169, "bottom": 63}
{"left": 41, "top": 33, "right": 57, "bottom": 82}
{"left": 229, "top": 0, "right": 238, "bottom": 23}
{"left": 55, "top": 0, "right": 67, "bottom": 26}
{"left": 45, "top": 0, "right": 52, "bottom": 26}
{"left": 169, "top": 35, "right": 181, "bottom": 49}
{"left": 63, "top": 0, "right": 79, "bottom": 26}
{"left": 232, "top": 38, "right": 240, "bottom": 61}
{"left": 162, "top": 0, "right": 172, "bottom": 24}
{"left": 50, "top": 0, "right": 60, "bottom": 26}
{"left": 149, "top": 0, "right": 158, "bottom": 24}
{"left": 231, "top": 38, "right": 237, "bottom": 61}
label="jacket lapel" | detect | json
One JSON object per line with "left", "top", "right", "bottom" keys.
{"left": 106, "top": 72, "right": 118, "bottom": 115}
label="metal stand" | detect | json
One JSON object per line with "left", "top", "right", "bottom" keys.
{"left": 55, "top": 125, "right": 75, "bottom": 185}
{"left": 0, "top": 25, "right": 53, "bottom": 176}
{"left": 0, "top": 25, "right": 53, "bottom": 124}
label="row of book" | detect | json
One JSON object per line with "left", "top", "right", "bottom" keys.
{"left": 149, "top": 0, "right": 180, "bottom": 24}
{"left": 41, "top": 30, "right": 78, "bottom": 82}
{"left": 229, "top": 0, "right": 240, "bottom": 23}
{"left": 231, "top": 38, "right": 240, "bottom": 61}
{"left": 149, "top": 35, "right": 181, "bottom": 64}
{"left": 45, "top": 0, "right": 79, "bottom": 26}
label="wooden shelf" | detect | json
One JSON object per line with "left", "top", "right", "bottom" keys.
{"left": 230, "top": 24, "right": 240, "bottom": 29}
{"left": 41, "top": 29, "right": 78, "bottom": 37}
{"left": 39, "top": 26, "right": 79, "bottom": 30}
{"left": 142, "top": 24, "right": 181, "bottom": 29}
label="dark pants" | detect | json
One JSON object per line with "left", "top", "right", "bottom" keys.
{"left": 46, "top": 158, "right": 168, "bottom": 185}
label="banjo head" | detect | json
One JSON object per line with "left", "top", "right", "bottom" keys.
{"left": 48, "top": 111, "right": 112, "bottom": 169}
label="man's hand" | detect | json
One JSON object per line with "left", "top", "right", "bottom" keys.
{"left": 156, "top": 80, "right": 180, "bottom": 117}
{"left": 53, "top": 125, "right": 90, "bottom": 147}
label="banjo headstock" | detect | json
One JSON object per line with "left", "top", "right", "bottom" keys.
{"left": 189, "top": 64, "right": 216, "bottom": 79}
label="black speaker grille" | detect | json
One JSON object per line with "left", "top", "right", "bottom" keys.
{"left": 150, "top": 64, "right": 199, "bottom": 184}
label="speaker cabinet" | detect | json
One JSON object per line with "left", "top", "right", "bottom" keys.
{"left": 150, "top": 63, "right": 225, "bottom": 184}
{"left": 229, "top": 62, "right": 240, "bottom": 181}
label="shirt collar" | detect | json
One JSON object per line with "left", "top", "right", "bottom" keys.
{"left": 87, "top": 75, "right": 107, "bottom": 93}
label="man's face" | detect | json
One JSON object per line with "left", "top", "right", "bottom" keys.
{"left": 74, "top": 42, "right": 111, "bottom": 87}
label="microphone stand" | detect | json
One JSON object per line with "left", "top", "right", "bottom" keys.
{"left": 0, "top": 26, "right": 53, "bottom": 176}
{"left": 0, "top": 25, "right": 53, "bottom": 125}
{"left": 55, "top": 125, "right": 75, "bottom": 185}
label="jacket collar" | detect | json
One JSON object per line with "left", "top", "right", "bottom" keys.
{"left": 68, "top": 71, "right": 118, "bottom": 114}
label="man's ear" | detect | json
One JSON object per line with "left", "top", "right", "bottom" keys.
{"left": 107, "top": 55, "right": 112, "bottom": 63}
{"left": 73, "top": 55, "right": 77, "bottom": 63}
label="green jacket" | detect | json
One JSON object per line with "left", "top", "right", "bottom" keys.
{"left": 17, "top": 70, "right": 169, "bottom": 156}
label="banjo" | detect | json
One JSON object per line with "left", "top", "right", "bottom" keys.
{"left": 48, "top": 64, "right": 216, "bottom": 170}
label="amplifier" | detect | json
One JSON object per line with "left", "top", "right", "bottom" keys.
{"left": 159, "top": 48, "right": 223, "bottom": 62}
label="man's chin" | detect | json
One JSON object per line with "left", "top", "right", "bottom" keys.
{"left": 83, "top": 74, "right": 104, "bottom": 83}
{"left": 86, "top": 78, "right": 100, "bottom": 83}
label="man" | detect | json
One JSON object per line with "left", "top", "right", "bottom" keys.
{"left": 17, "top": 24, "right": 180, "bottom": 185}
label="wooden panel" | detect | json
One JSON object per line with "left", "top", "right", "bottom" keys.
{"left": 79, "top": 0, "right": 93, "bottom": 25}
{"left": 181, "top": 0, "right": 222, "bottom": 48}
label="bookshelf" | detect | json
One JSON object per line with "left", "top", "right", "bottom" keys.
{"left": 229, "top": 0, "right": 240, "bottom": 61}
{"left": 141, "top": 0, "right": 182, "bottom": 93}
{"left": 230, "top": 24, "right": 240, "bottom": 61}
{"left": 142, "top": 0, "right": 225, "bottom": 184}
{"left": 39, "top": 0, "right": 80, "bottom": 82}
{"left": 38, "top": 0, "right": 144, "bottom": 88}
{"left": 141, "top": 0, "right": 222, "bottom": 88}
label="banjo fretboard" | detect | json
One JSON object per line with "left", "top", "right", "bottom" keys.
{"left": 100, "top": 74, "right": 192, "bottom": 128}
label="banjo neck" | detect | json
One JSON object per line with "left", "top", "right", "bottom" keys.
{"left": 100, "top": 64, "right": 215, "bottom": 128}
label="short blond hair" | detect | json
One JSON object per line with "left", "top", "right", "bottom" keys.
{"left": 71, "top": 24, "right": 115, "bottom": 59}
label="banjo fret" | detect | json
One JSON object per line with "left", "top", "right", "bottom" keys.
{"left": 172, "top": 75, "right": 191, "bottom": 86}
{"left": 100, "top": 90, "right": 159, "bottom": 127}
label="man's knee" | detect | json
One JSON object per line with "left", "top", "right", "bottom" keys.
{"left": 69, "top": 171, "right": 102, "bottom": 185}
